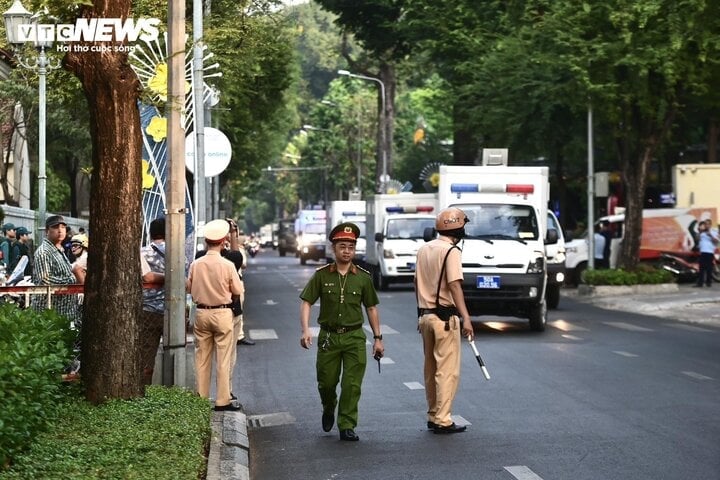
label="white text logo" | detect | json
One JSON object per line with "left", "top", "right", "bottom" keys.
{"left": 16, "top": 18, "right": 160, "bottom": 43}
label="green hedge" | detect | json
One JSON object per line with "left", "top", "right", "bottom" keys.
{"left": 0, "top": 303, "right": 76, "bottom": 467}
{"left": 582, "top": 265, "right": 675, "bottom": 286}
{"left": 0, "top": 386, "right": 212, "bottom": 479}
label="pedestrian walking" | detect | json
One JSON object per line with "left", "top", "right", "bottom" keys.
{"left": 694, "top": 219, "right": 719, "bottom": 287}
{"left": 414, "top": 207, "right": 472, "bottom": 434}
{"left": 140, "top": 217, "right": 166, "bottom": 386}
{"left": 299, "top": 222, "right": 384, "bottom": 441}
{"left": 187, "top": 219, "right": 244, "bottom": 411}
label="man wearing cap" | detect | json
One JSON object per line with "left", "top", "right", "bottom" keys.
{"left": 187, "top": 219, "right": 245, "bottom": 411}
{"left": 1, "top": 222, "right": 17, "bottom": 269}
{"left": 10, "top": 226, "right": 32, "bottom": 276}
{"left": 31, "top": 215, "right": 80, "bottom": 325}
{"left": 300, "top": 222, "right": 384, "bottom": 441}
{"left": 415, "top": 207, "right": 472, "bottom": 434}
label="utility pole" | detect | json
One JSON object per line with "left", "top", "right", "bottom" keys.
{"left": 163, "top": 0, "right": 189, "bottom": 387}
{"left": 192, "top": 0, "right": 207, "bottom": 241}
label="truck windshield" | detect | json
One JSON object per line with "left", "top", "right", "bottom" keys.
{"left": 386, "top": 218, "right": 435, "bottom": 239}
{"left": 304, "top": 223, "right": 326, "bottom": 235}
{"left": 461, "top": 204, "right": 539, "bottom": 241}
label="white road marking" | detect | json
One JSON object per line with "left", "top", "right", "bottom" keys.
{"left": 682, "top": 371, "right": 713, "bottom": 381}
{"left": 263, "top": 300, "right": 278, "bottom": 305}
{"left": 379, "top": 357, "right": 394, "bottom": 365}
{"left": 504, "top": 465, "right": 544, "bottom": 480}
{"left": 309, "top": 326, "right": 321, "bottom": 337}
{"left": 603, "top": 322, "right": 654, "bottom": 332}
{"left": 451, "top": 415, "right": 470, "bottom": 426}
{"left": 561, "top": 334, "right": 583, "bottom": 341}
{"left": 613, "top": 351, "right": 639, "bottom": 357}
{"left": 549, "top": 319, "right": 589, "bottom": 332}
{"left": 248, "top": 329, "right": 278, "bottom": 340}
{"left": 667, "top": 323, "right": 714, "bottom": 333}
{"left": 404, "top": 381, "right": 424, "bottom": 390}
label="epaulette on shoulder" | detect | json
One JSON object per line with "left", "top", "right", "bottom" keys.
{"left": 355, "top": 264, "right": 371, "bottom": 276}
{"left": 316, "top": 263, "right": 332, "bottom": 272}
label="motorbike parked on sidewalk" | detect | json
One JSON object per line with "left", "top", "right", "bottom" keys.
{"left": 657, "top": 251, "right": 720, "bottom": 283}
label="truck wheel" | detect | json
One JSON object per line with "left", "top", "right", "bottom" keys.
{"left": 546, "top": 284, "right": 560, "bottom": 310}
{"left": 373, "top": 267, "right": 389, "bottom": 291}
{"left": 528, "top": 301, "right": 547, "bottom": 332}
{"left": 575, "top": 262, "right": 587, "bottom": 285}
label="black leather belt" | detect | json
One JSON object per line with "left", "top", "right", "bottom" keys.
{"left": 196, "top": 304, "right": 232, "bottom": 309}
{"left": 418, "top": 308, "right": 437, "bottom": 316}
{"left": 321, "top": 324, "right": 363, "bottom": 334}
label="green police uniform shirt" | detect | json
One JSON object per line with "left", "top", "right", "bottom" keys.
{"left": 299, "top": 263, "right": 379, "bottom": 329}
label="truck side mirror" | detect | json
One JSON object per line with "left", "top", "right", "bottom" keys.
{"left": 374, "top": 232, "right": 384, "bottom": 242}
{"left": 423, "top": 227, "right": 436, "bottom": 242}
{"left": 546, "top": 228, "right": 558, "bottom": 244}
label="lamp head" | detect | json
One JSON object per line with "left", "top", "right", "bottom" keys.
{"left": 3, "top": 0, "right": 32, "bottom": 47}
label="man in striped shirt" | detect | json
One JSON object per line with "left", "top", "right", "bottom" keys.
{"left": 31, "top": 215, "right": 80, "bottom": 326}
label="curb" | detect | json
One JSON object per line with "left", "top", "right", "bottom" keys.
{"left": 576, "top": 283, "right": 679, "bottom": 297}
{"left": 207, "top": 411, "right": 250, "bottom": 480}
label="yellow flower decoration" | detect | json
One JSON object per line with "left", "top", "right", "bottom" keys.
{"left": 141, "top": 159, "right": 156, "bottom": 190}
{"left": 148, "top": 63, "right": 168, "bottom": 101}
{"left": 429, "top": 172, "right": 440, "bottom": 188}
{"left": 146, "top": 116, "right": 167, "bottom": 142}
{"left": 146, "top": 62, "right": 191, "bottom": 102}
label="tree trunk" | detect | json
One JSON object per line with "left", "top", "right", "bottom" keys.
{"left": 618, "top": 105, "right": 676, "bottom": 271}
{"left": 65, "top": 0, "right": 144, "bottom": 403}
{"left": 618, "top": 148, "right": 650, "bottom": 270}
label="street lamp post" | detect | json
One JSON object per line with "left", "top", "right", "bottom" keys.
{"left": 3, "top": 0, "right": 59, "bottom": 236}
{"left": 337, "top": 69, "right": 387, "bottom": 193}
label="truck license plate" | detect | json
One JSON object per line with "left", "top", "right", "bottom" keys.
{"left": 476, "top": 276, "right": 500, "bottom": 289}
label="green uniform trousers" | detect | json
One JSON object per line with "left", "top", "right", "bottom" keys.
{"left": 316, "top": 328, "right": 367, "bottom": 430}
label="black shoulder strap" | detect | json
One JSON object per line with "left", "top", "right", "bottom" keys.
{"left": 435, "top": 245, "right": 459, "bottom": 308}
{"left": 151, "top": 243, "right": 165, "bottom": 258}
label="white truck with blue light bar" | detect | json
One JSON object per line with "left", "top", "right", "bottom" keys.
{"left": 295, "top": 209, "right": 327, "bottom": 265}
{"left": 366, "top": 193, "right": 438, "bottom": 290}
{"left": 438, "top": 161, "right": 559, "bottom": 331}
{"left": 326, "top": 200, "right": 367, "bottom": 263}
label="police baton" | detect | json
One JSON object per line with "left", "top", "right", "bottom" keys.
{"left": 466, "top": 335, "right": 490, "bottom": 380}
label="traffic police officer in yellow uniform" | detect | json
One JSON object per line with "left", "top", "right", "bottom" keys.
{"left": 300, "top": 222, "right": 384, "bottom": 441}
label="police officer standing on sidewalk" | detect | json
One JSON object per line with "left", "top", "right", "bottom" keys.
{"left": 300, "top": 222, "right": 384, "bottom": 441}
{"left": 187, "top": 219, "right": 244, "bottom": 411}
{"left": 415, "top": 207, "right": 473, "bottom": 434}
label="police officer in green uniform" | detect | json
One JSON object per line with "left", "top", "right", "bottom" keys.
{"left": 300, "top": 222, "right": 384, "bottom": 441}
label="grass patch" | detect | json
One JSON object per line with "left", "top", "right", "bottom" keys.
{"left": 0, "top": 385, "right": 212, "bottom": 480}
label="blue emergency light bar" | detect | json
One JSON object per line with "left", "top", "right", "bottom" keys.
{"left": 450, "top": 183, "right": 534, "bottom": 195}
{"left": 385, "top": 205, "right": 434, "bottom": 214}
